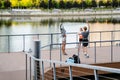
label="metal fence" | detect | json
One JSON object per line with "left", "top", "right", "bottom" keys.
{"left": 24, "top": 40, "right": 120, "bottom": 80}
{"left": 0, "top": 30, "right": 120, "bottom": 53}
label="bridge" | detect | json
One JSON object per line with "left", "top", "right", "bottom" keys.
{"left": 0, "top": 31, "right": 120, "bottom": 80}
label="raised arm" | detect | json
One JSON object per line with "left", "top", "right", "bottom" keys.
{"left": 86, "top": 20, "right": 90, "bottom": 30}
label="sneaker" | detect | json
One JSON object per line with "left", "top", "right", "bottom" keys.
{"left": 86, "top": 54, "right": 89, "bottom": 58}
{"left": 84, "top": 53, "right": 89, "bottom": 58}
{"left": 63, "top": 53, "right": 67, "bottom": 55}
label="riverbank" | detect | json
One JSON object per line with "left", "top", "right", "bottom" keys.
{"left": 0, "top": 9, "right": 120, "bottom": 17}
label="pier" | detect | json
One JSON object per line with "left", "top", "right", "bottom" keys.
{"left": 0, "top": 41, "right": 120, "bottom": 80}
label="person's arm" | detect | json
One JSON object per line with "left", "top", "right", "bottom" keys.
{"left": 86, "top": 20, "right": 90, "bottom": 30}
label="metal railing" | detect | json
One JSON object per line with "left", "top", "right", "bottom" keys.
{"left": 37, "top": 39, "right": 120, "bottom": 71}
{"left": 24, "top": 41, "right": 120, "bottom": 80}
{"left": 0, "top": 30, "right": 120, "bottom": 53}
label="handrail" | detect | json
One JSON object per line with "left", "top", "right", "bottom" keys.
{"left": 25, "top": 51, "right": 120, "bottom": 75}
{"left": 0, "top": 30, "right": 120, "bottom": 53}
{"left": 25, "top": 40, "right": 120, "bottom": 80}
{"left": 40, "top": 39, "right": 120, "bottom": 65}
{"left": 51, "top": 40, "right": 120, "bottom": 45}
{"left": 40, "top": 39, "right": 120, "bottom": 50}
{"left": 0, "top": 30, "right": 120, "bottom": 36}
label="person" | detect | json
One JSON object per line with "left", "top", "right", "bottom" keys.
{"left": 78, "top": 28, "right": 83, "bottom": 53}
{"left": 72, "top": 54, "right": 81, "bottom": 63}
{"left": 65, "top": 57, "right": 74, "bottom": 63}
{"left": 81, "top": 21, "right": 90, "bottom": 58}
{"left": 60, "top": 24, "right": 67, "bottom": 55}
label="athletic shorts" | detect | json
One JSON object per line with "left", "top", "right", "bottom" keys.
{"left": 62, "top": 37, "right": 66, "bottom": 42}
{"left": 79, "top": 38, "right": 83, "bottom": 42}
{"left": 82, "top": 38, "right": 88, "bottom": 47}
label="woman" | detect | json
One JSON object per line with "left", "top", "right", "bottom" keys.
{"left": 60, "top": 24, "right": 67, "bottom": 55}
{"left": 81, "top": 21, "right": 90, "bottom": 58}
{"left": 78, "top": 28, "right": 83, "bottom": 53}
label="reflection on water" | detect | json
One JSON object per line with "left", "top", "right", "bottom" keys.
{"left": 0, "top": 16, "right": 120, "bottom": 52}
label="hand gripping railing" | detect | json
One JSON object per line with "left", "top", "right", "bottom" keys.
{"left": 25, "top": 46, "right": 120, "bottom": 80}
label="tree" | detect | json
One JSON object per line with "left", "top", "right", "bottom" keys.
{"left": 99, "top": 0, "right": 105, "bottom": 7}
{"left": 40, "top": 0, "right": 48, "bottom": 9}
{"left": 4, "top": 0, "right": 11, "bottom": 9}
{"left": 105, "top": 0, "right": 112, "bottom": 8}
{"left": 91, "top": 0, "right": 97, "bottom": 7}
{"left": 73, "top": 1, "right": 79, "bottom": 8}
{"left": 81, "top": 0, "right": 87, "bottom": 8}
{"left": 59, "top": 0, "right": 65, "bottom": 9}
{"left": 0, "top": 1, "right": 2, "bottom": 8}
{"left": 48, "top": 0, "right": 52, "bottom": 9}
{"left": 51, "top": 0, "right": 59, "bottom": 8}
{"left": 66, "top": 1, "right": 73, "bottom": 9}
{"left": 112, "top": 0, "right": 118, "bottom": 7}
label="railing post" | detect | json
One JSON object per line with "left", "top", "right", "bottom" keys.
{"left": 25, "top": 54, "right": 28, "bottom": 80}
{"left": 53, "top": 63, "right": 56, "bottom": 80}
{"left": 51, "top": 33, "right": 53, "bottom": 48}
{"left": 60, "top": 44, "right": 62, "bottom": 67}
{"left": 50, "top": 34, "right": 53, "bottom": 67}
{"left": 34, "top": 40, "right": 41, "bottom": 80}
{"left": 111, "top": 31, "right": 113, "bottom": 41}
{"left": 94, "top": 42, "right": 96, "bottom": 63}
{"left": 94, "top": 69, "right": 99, "bottom": 80}
{"left": 41, "top": 61, "right": 44, "bottom": 80}
{"left": 29, "top": 57, "right": 32, "bottom": 80}
{"left": 100, "top": 32, "right": 101, "bottom": 47}
{"left": 60, "top": 43, "right": 62, "bottom": 62}
{"left": 76, "top": 33, "right": 78, "bottom": 45}
{"left": 50, "top": 43, "right": 52, "bottom": 67}
{"left": 8, "top": 35, "right": 10, "bottom": 53}
{"left": 69, "top": 66, "right": 73, "bottom": 80}
{"left": 23, "top": 35, "right": 25, "bottom": 52}
{"left": 37, "top": 34, "right": 39, "bottom": 40}
{"left": 111, "top": 41, "right": 113, "bottom": 62}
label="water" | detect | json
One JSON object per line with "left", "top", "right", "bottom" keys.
{"left": 0, "top": 16, "right": 120, "bottom": 52}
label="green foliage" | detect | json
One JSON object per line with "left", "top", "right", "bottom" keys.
{"left": 4, "top": 0, "right": 120, "bottom": 9}
{"left": 52, "top": 0, "right": 59, "bottom": 8}
{"left": 59, "top": 0, "right": 66, "bottom": 9}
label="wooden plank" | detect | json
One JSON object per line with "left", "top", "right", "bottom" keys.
{"left": 44, "top": 62, "right": 120, "bottom": 80}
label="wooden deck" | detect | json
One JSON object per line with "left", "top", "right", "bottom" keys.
{"left": 44, "top": 62, "right": 120, "bottom": 80}
{"left": 0, "top": 46, "right": 120, "bottom": 80}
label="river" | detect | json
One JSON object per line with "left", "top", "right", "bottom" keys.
{"left": 0, "top": 16, "right": 120, "bottom": 52}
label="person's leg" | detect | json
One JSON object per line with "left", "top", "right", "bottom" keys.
{"left": 83, "top": 45, "right": 89, "bottom": 58}
{"left": 62, "top": 41, "right": 67, "bottom": 55}
{"left": 78, "top": 39, "right": 83, "bottom": 53}
{"left": 78, "top": 42, "right": 81, "bottom": 53}
{"left": 82, "top": 39, "right": 89, "bottom": 58}
{"left": 82, "top": 46, "right": 85, "bottom": 54}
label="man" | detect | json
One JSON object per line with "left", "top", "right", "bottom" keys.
{"left": 60, "top": 24, "right": 67, "bottom": 55}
